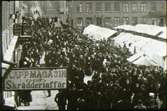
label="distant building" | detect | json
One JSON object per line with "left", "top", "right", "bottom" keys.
{"left": 67, "top": 0, "right": 166, "bottom": 29}
{"left": 19, "top": 1, "right": 68, "bottom": 22}
{"left": 13, "top": 0, "right": 166, "bottom": 29}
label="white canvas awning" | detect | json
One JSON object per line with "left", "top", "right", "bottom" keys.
{"left": 2, "top": 36, "right": 18, "bottom": 76}
{"left": 3, "top": 36, "right": 18, "bottom": 63}
{"left": 115, "top": 24, "right": 167, "bottom": 39}
{"left": 83, "top": 25, "right": 117, "bottom": 40}
{"left": 113, "top": 24, "right": 166, "bottom": 68}
{"left": 127, "top": 53, "right": 160, "bottom": 66}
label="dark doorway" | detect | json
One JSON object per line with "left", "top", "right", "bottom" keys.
{"left": 132, "top": 17, "right": 138, "bottom": 25}
{"left": 159, "top": 18, "right": 164, "bottom": 26}
{"left": 96, "top": 17, "right": 102, "bottom": 26}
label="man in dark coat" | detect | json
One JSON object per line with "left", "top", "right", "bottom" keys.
{"left": 55, "top": 90, "right": 67, "bottom": 110}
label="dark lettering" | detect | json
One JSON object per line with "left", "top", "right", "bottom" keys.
{"left": 46, "top": 83, "right": 49, "bottom": 88}
{"left": 42, "top": 71, "right": 47, "bottom": 78}
{"left": 31, "top": 80, "right": 35, "bottom": 88}
{"left": 35, "top": 84, "right": 39, "bottom": 88}
{"left": 37, "top": 71, "right": 42, "bottom": 78}
{"left": 50, "top": 81, "right": 54, "bottom": 88}
{"left": 54, "top": 81, "right": 58, "bottom": 88}
{"left": 62, "top": 82, "right": 66, "bottom": 88}
{"left": 8, "top": 71, "right": 16, "bottom": 79}
{"left": 48, "top": 71, "right": 53, "bottom": 78}
{"left": 17, "top": 71, "right": 23, "bottom": 79}
{"left": 24, "top": 71, "right": 29, "bottom": 78}
{"left": 39, "top": 83, "right": 42, "bottom": 88}
{"left": 30, "top": 71, "right": 36, "bottom": 78}
{"left": 58, "top": 82, "right": 61, "bottom": 88}
{"left": 5, "top": 80, "right": 13, "bottom": 90}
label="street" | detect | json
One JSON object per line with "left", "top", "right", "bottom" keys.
{"left": 17, "top": 90, "right": 59, "bottom": 110}
{"left": 2, "top": 0, "right": 167, "bottom": 110}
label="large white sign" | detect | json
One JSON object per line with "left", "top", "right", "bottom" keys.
{"left": 4, "top": 68, "right": 67, "bottom": 90}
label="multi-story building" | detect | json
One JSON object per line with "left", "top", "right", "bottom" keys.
{"left": 18, "top": 1, "right": 67, "bottom": 22}
{"left": 67, "top": 0, "right": 166, "bottom": 29}
{"left": 42, "top": 1, "right": 68, "bottom": 22}
{"left": 2, "top": 1, "right": 23, "bottom": 107}
{"left": 11, "top": 0, "right": 166, "bottom": 29}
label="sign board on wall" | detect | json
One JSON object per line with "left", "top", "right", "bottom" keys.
{"left": 4, "top": 68, "right": 67, "bottom": 90}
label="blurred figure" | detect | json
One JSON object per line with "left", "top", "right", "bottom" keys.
{"left": 134, "top": 99, "right": 146, "bottom": 109}
{"left": 47, "top": 90, "right": 51, "bottom": 97}
{"left": 55, "top": 90, "right": 67, "bottom": 110}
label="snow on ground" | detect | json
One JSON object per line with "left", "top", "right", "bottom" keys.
{"left": 4, "top": 95, "right": 15, "bottom": 107}
{"left": 83, "top": 24, "right": 117, "bottom": 40}
{"left": 17, "top": 90, "right": 59, "bottom": 110}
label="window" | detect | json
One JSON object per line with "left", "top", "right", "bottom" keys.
{"left": 114, "top": 2, "right": 120, "bottom": 11}
{"left": 140, "top": 3, "right": 147, "bottom": 12}
{"left": 142, "top": 17, "right": 147, "bottom": 24}
{"left": 132, "top": 3, "right": 138, "bottom": 12}
{"left": 159, "top": 18, "right": 164, "bottom": 26}
{"left": 77, "top": 17, "right": 83, "bottom": 27}
{"left": 114, "top": 17, "right": 120, "bottom": 26}
{"left": 77, "top": 3, "right": 83, "bottom": 12}
{"left": 85, "top": 3, "right": 92, "bottom": 12}
{"left": 85, "top": 17, "right": 93, "bottom": 26}
{"left": 151, "top": 2, "right": 156, "bottom": 11}
{"left": 105, "top": 3, "right": 111, "bottom": 11}
{"left": 132, "top": 17, "right": 138, "bottom": 25}
{"left": 96, "top": 2, "right": 103, "bottom": 11}
{"left": 123, "top": 17, "right": 129, "bottom": 24}
{"left": 123, "top": 3, "right": 129, "bottom": 12}
{"left": 96, "top": 17, "right": 102, "bottom": 26}
{"left": 104, "top": 17, "right": 111, "bottom": 26}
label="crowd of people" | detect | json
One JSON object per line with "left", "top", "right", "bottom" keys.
{"left": 13, "top": 16, "right": 167, "bottom": 110}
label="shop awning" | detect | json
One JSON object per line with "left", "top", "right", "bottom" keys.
{"left": 2, "top": 35, "right": 18, "bottom": 76}
{"left": 3, "top": 36, "right": 18, "bottom": 62}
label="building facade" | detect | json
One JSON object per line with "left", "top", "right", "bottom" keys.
{"left": 2, "top": 1, "right": 15, "bottom": 56}
{"left": 2, "top": 1, "right": 23, "bottom": 107}
{"left": 67, "top": 0, "right": 166, "bottom": 29}
{"left": 11, "top": 1, "right": 166, "bottom": 29}
{"left": 18, "top": 1, "right": 68, "bottom": 22}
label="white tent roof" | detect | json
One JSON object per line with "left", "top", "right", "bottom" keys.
{"left": 127, "top": 53, "right": 163, "bottom": 67}
{"left": 113, "top": 24, "right": 166, "bottom": 68}
{"left": 83, "top": 25, "right": 117, "bottom": 40}
{"left": 127, "top": 52, "right": 143, "bottom": 62}
{"left": 115, "top": 24, "right": 166, "bottom": 39}
{"left": 3, "top": 36, "right": 19, "bottom": 62}
{"left": 133, "top": 55, "right": 158, "bottom": 66}
{"left": 83, "top": 24, "right": 166, "bottom": 68}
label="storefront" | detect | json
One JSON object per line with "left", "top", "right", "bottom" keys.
{"left": 2, "top": 35, "right": 19, "bottom": 107}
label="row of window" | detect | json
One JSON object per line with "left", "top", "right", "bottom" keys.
{"left": 76, "top": 17, "right": 144, "bottom": 27}
{"left": 77, "top": 2, "right": 148, "bottom": 13}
